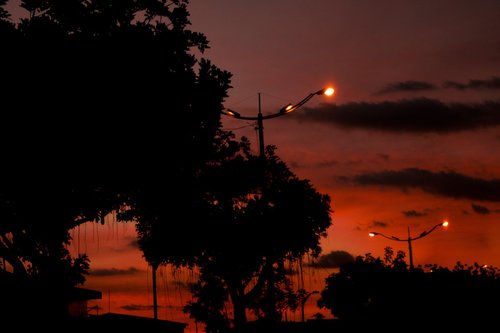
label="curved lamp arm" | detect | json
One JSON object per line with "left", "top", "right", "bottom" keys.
{"left": 278, "top": 87, "right": 334, "bottom": 116}
{"left": 221, "top": 87, "right": 334, "bottom": 120}
{"left": 412, "top": 221, "right": 449, "bottom": 241}
{"left": 368, "top": 232, "right": 405, "bottom": 242}
{"left": 369, "top": 221, "right": 449, "bottom": 242}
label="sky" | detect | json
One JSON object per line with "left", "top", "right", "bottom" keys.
{"left": 6, "top": 0, "right": 500, "bottom": 330}
{"left": 187, "top": 0, "right": 500, "bottom": 269}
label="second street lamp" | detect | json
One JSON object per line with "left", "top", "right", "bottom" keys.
{"left": 221, "top": 87, "right": 334, "bottom": 158}
{"left": 369, "top": 221, "right": 449, "bottom": 270}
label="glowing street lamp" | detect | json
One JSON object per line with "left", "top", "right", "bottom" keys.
{"left": 221, "top": 87, "right": 335, "bottom": 158}
{"left": 220, "top": 87, "right": 333, "bottom": 320}
{"left": 369, "top": 221, "right": 449, "bottom": 270}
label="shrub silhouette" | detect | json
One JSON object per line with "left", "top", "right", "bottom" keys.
{"left": 319, "top": 248, "right": 500, "bottom": 327}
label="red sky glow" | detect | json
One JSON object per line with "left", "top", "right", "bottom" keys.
{"left": 8, "top": 0, "right": 498, "bottom": 330}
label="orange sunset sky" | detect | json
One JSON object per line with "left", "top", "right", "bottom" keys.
{"left": 187, "top": 0, "right": 500, "bottom": 268}
{"left": 7, "top": 0, "right": 499, "bottom": 331}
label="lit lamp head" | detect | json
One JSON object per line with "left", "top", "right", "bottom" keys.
{"left": 279, "top": 103, "right": 295, "bottom": 114}
{"left": 224, "top": 109, "right": 241, "bottom": 118}
{"left": 313, "top": 86, "right": 335, "bottom": 96}
{"left": 442, "top": 220, "right": 449, "bottom": 227}
{"left": 323, "top": 87, "right": 335, "bottom": 96}
{"left": 368, "top": 232, "right": 377, "bottom": 237}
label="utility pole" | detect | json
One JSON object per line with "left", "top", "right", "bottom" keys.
{"left": 257, "top": 93, "right": 265, "bottom": 158}
{"left": 407, "top": 226, "right": 414, "bottom": 270}
{"left": 152, "top": 263, "right": 158, "bottom": 320}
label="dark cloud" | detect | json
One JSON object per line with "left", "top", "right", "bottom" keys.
{"left": 128, "top": 239, "right": 139, "bottom": 248}
{"left": 443, "top": 77, "right": 500, "bottom": 90}
{"left": 372, "top": 220, "right": 388, "bottom": 228}
{"left": 289, "top": 160, "right": 304, "bottom": 169}
{"left": 185, "top": 282, "right": 198, "bottom": 291}
{"left": 121, "top": 304, "right": 155, "bottom": 311}
{"left": 471, "top": 203, "right": 491, "bottom": 215}
{"left": 295, "top": 98, "right": 500, "bottom": 133}
{"left": 378, "top": 154, "right": 390, "bottom": 161}
{"left": 402, "top": 210, "right": 428, "bottom": 217}
{"left": 121, "top": 304, "right": 178, "bottom": 311}
{"left": 309, "top": 250, "right": 355, "bottom": 268}
{"left": 353, "top": 168, "right": 500, "bottom": 202}
{"left": 90, "top": 267, "right": 141, "bottom": 277}
{"left": 171, "top": 280, "right": 192, "bottom": 291}
{"left": 443, "top": 81, "right": 467, "bottom": 90}
{"left": 376, "top": 81, "right": 438, "bottom": 95}
{"left": 316, "top": 159, "right": 339, "bottom": 168}
{"left": 284, "top": 268, "right": 300, "bottom": 276}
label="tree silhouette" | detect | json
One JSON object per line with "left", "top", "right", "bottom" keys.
{"left": 318, "top": 247, "right": 500, "bottom": 328}
{"left": 0, "top": 0, "right": 9, "bottom": 19}
{"left": 1, "top": 0, "right": 231, "bottom": 320}
{"left": 0, "top": 1, "right": 17, "bottom": 42}
{"left": 140, "top": 141, "right": 333, "bottom": 331}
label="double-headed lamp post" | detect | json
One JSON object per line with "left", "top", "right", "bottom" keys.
{"left": 369, "top": 221, "right": 449, "bottom": 270}
{"left": 221, "top": 87, "right": 334, "bottom": 158}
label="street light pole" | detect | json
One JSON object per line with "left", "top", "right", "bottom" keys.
{"left": 257, "top": 93, "right": 265, "bottom": 158}
{"left": 301, "top": 290, "right": 319, "bottom": 322}
{"left": 369, "top": 221, "right": 449, "bottom": 270}
{"left": 152, "top": 263, "right": 158, "bottom": 320}
{"left": 220, "top": 86, "right": 334, "bottom": 320}
{"left": 222, "top": 87, "right": 334, "bottom": 158}
{"left": 407, "top": 226, "right": 414, "bottom": 270}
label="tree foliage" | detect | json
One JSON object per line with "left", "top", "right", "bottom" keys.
{"left": 2, "top": 3, "right": 331, "bottom": 331}
{"left": 0, "top": 0, "right": 231, "bottom": 319}
{"left": 164, "top": 143, "right": 333, "bottom": 331}
{"left": 0, "top": 0, "right": 9, "bottom": 19}
{"left": 318, "top": 247, "right": 500, "bottom": 327}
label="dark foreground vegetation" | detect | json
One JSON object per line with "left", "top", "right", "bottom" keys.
{"left": 1, "top": 2, "right": 498, "bottom": 332}
{"left": 318, "top": 248, "right": 500, "bottom": 329}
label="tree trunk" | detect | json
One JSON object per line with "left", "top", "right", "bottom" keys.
{"left": 228, "top": 285, "right": 247, "bottom": 331}
{"left": 232, "top": 297, "right": 248, "bottom": 331}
